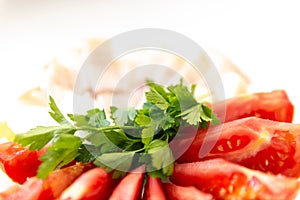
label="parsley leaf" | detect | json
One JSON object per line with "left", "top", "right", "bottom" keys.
{"left": 37, "top": 133, "right": 82, "bottom": 179}
{"left": 69, "top": 108, "right": 110, "bottom": 128}
{"left": 145, "top": 82, "right": 170, "bottom": 110}
{"left": 49, "top": 96, "right": 72, "bottom": 126}
{"left": 140, "top": 139, "right": 174, "bottom": 178}
{"left": 202, "top": 104, "right": 220, "bottom": 125}
{"left": 141, "top": 120, "right": 157, "bottom": 145}
{"left": 110, "top": 107, "right": 137, "bottom": 126}
{"left": 94, "top": 151, "right": 135, "bottom": 178}
{"left": 14, "top": 125, "right": 75, "bottom": 150}
{"left": 134, "top": 112, "right": 151, "bottom": 126}
{"left": 167, "top": 82, "right": 198, "bottom": 111}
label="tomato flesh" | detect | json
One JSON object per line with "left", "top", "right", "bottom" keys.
{"left": 0, "top": 142, "right": 42, "bottom": 184}
{"left": 163, "top": 183, "right": 213, "bottom": 200}
{"left": 213, "top": 90, "right": 294, "bottom": 122}
{"left": 173, "top": 117, "right": 300, "bottom": 177}
{"left": 109, "top": 165, "right": 145, "bottom": 200}
{"left": 60, "top": 167, "right": 118, "bottom": 200}
{"left": 1, "top": 163, "right": 91, "bottom": 200}
{"left": 171, "top": 159, "right": 300, "bottom": 200}
{"left": 143, "top": 176, "right": 166, "bottom": 200}
{"left": 38, "top": 163, "right": 92, "bottom": 200}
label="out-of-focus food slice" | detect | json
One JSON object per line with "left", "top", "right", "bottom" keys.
{"left": 173, "top": 117, "right": 300, "bottom": 177}
{"left": 0, "top": 177, "right": 43, "bottom": 200}
{"left": 213, "top": 90, "right": 294, "bottom": 123}
{"left": 59, "top": 167, "right": 118, "bottom": 200}
{"left": 0, "top": 142, "right": 42, "bottom": 184}
{"left": 18, "top": 38, "right": 250, "bottom": 112}
{"left": 143, "top": 175, "right": 166, "bottom": 200}
{"left": 18, "top": 38, "right": 108, "bottom": 108}
{"left": 163, "top": 183, "right": 213, "bottom": 200}
{"left": 206, "top": 48, "right": 251, "bottom": 96}
{"left": 18, "top": 87, "right": 48, "bottom": 107}
{"left": 0, "top": 122, "right": 15, "bottom": 141}
{"left": 0, "top": 184, "right": 20, "bottom": 199}
{"left": 109, "top": 165, "right": 145, "bottom": 200}
{"left": 171, "top": 159, "right": 300, "bottom": 200}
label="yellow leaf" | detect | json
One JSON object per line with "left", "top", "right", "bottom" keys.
{"left": 0, "top": 122, "right": 15, "bottom": 141}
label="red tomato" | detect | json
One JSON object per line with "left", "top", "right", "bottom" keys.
{"left": 109, "top": 165, "right": 145, "bottom": 200}
{"left": 60, "top": 167, "right": 118, "bottom": 200}
{"left": 143, "top": 176, "right": 166, "bottom": 200}
{"left": 173, "top": 117, "right": 300, "bottom": 177}
{"left": 213, "top": 90, "right": 294, "bottom": 122}
{"left": 163, "top": 183, "right": 213, "bottom": 200}
{"left": 171, "top": 159, "right": 300, "bottom": 200}
{"left": 0, "top": 142, "right": 42, "bottom": 184}
{"left": 1, "top": 163, "right": 90, "bottom": 200}
{"left": 38, "top": 163, "right": 92, "bottom": 200}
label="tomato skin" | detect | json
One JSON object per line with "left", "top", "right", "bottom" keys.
{"left": 109, "top": 165, "right": 145, "bottom": 200}
{"left": 213, "top": 90, "right": 294, "bottom": 122}
{"left": 0, "top": 142, "right": 42, "bottom": 184}
{"left": 60, "top": 167, "right": 118, "bottom": 200}
{"left": 173, "top": 117, "right": 300, "bottom": 177}
{"left": 38, "top": 163, "right": 92, "bottom": 200}
{"left": 143, "top": 176, "right": 166, "bottom": 200}
{"left": 0, "top": 163, "right": 91, "bottom": 200}
{"left": 171, "top": 159, "right": 300, "bottom": 200}
{"left": 163, "top": 183, "right": 213, "bottom": 200}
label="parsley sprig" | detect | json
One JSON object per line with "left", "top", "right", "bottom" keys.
{"left": 14, "top": 80, "right": 219, "bottom": 179}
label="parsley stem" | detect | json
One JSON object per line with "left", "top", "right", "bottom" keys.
{"left": 77, "top": 125, "right": 142, "bottom": 132}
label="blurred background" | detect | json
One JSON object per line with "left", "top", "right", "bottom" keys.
{"left": 0, "top": 0, "right": 300, "bottom": 132}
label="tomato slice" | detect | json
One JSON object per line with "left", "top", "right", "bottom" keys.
{"left": 171, "top": 159, "right": 299, "bottom": 200}
{"left": 1, "top": 163, "right": 92, "bottom": 200}
{"left": 143, "top": 175, "right": 166, "bottom": 200}
{"left": 0, "top": 142, "right": 42, "bottom": 184}
{"left": 163, "top": 183, "right": 213, "bottom": 200}
{"left": 60, "top": 167, "right": 118, "bottom": 200}
{"left": 38, "top": 163, "right": 92, "bottom": 200}
{"left": 213, "top": 90, "right": 294, "bottom": 122}
{"left": 173, "top": 117, "right": 300, "bottom": 177}
{"left": 109, "top": 165, "right": 145, "bottom": 200}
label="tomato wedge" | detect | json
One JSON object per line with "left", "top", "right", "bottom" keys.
{"left": 163, "top": 183, "right": 213, "bottom": 200}
{"left": 0, "top": 142, "right": 42, "bottom": 184}
{"left": 173, "top": 117, "right": 300, "bottom": 177}
{"left": 1, "top": 163, "right": 90, "bottom": 200}
{"left": 213, "top": 90, "right": 294, "bottom": 122}
{"left": 60, "top": 167, "right": 118, "bottom": 200}
{"left": 143, "top": 175, "right": 166, "bottom": 200}
{"left": 38, "top": 163, "right": 92, "bottom": 200}
{"left": 109, "top": 165, "right": 145, "bottom": 200}
{"left": 171, "top": 159, "right": 300, "bottom": 200}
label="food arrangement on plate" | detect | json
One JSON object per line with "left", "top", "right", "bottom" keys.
{"left": 0, "top": 39, "right": 299, "bottom": 199}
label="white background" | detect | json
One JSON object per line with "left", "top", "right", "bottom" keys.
{"left": 0, "top": 0, "right": 300, "bottom": 192}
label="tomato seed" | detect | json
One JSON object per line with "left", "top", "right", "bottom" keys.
{"left": 236, "top": 139, "right": 241, "bottom": 147}
{"left": 227, "top": 141, "right": 233, "bottom": 149}
{"left": 217, "top": 145, "right": 224, "bottom": 152}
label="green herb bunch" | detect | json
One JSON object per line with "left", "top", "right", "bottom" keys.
{"left": 15, "top": 80, "right": 219, "bottom": 179}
